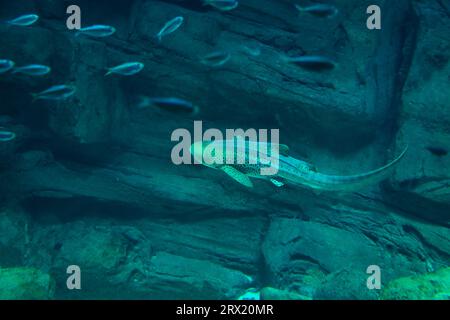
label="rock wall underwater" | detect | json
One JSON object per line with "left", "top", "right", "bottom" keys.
{"left": 0, "top": 0, "right": 449, "bottom": 299}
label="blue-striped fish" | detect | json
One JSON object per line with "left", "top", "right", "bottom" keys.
{"left": 105, "top": 62, "right": 144, "bottom": 76}
{"left": 203, "top": 0, "right": 239, "bottom": 11}
{"left": 75, "top": 25, "right": 116, "bottom": 38}
{"left": 0, "top": 129, "right": 16, "bottom": 142}
{"left": 295, "top": 4, "right": 339, "bottom": 18}
{"left": 0, "top": 59, "right": 15, "bottom": 73}
{"left": 3, "top": 14, "right": 39, "bottom": 26}
{"left": 12, "top": 64, "right": 51, "bottom": 76}
{"left": 200, "top": 51, "right": 231, "bottom": 67}
{"left": 138, "top": 96, "right": 199, "bottom": 114}
{"left": 156, "top": 16, "right": 184, "bottom": 43}
{"left": 283, "top": 55, "right": 336, "bottom": 71}
{"left": 32, "top": 85, "right": 76, "bottom": 101}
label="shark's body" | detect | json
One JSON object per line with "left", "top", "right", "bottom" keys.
{"left": 190, "top": 140, "right": 408, "bottom": 191}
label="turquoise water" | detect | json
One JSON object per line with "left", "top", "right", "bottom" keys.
{"left": 0, "top": 0, "right": 449, "bottom": 300}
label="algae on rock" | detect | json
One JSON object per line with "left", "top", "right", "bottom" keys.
{"left": 0, "top": 267, "right": 55, "bottom": 300}
{"left": 381, "top": 267, "right": 450, "bottom": 300}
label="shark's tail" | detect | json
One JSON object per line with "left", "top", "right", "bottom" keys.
{"left": 290, "top": 146, "right": 408, "bottom": 192}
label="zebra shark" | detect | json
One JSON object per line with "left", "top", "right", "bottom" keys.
{"left": 189, "top": 140, "right": 408, "bottom": 191}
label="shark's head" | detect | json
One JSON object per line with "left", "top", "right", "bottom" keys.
{"left": 190, "top": 140, "right": 237, "bottom": 168}
{"left": 190, "top": 141, "right": 206, "bottom": 164}
{"left": 189, "top": 139, "right": 280, "bottom": 174}
{"left": 190, "top": 140, "right": 222, "bottom": 168}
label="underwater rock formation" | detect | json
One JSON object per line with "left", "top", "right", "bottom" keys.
{"left": 0, "top": 0, "right": 449, "bottom": 299}
{"left": 391, "top": 0, "right": 450, "bottom": 222}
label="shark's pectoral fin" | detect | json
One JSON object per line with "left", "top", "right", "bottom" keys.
{"left": 270, "top": 179, "right": 285, "bottom": 187}
{"left": 221, "top": 166, "right": 254, "bottom": 188}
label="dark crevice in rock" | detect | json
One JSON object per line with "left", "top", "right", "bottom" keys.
{"left": 367, "top": 0, "right": 419, "bottom": 142}
{"left": 436, "top": 0, "right": 450, "bottom": 18}
{"left": 390, "top": 3, "right": 420, "bottom": 137}
{"left": 402, "top": 224, "right": 450, "bottom": 260}
{"left": 384, "top": 188, "right": 450, "bottom": 227}
{"left": 289, "top": 253, "right": 329, "bottom": 273}
{"left": 22, "top": 193, "right": 266, "bottom": 224}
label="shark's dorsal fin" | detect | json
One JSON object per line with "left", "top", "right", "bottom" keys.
{"left": 256, "top": 143, "right": 289, "bottom": 156}
{"left": 221, "top": 166, "right": 254, "bottom": 188}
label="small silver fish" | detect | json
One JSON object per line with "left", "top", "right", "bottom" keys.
{"left": 295, "top": 4, "right": 339, "bottom": 18}
{"left": 138, "top": 96, "right": 199, "bottom": 114}
{"left": 75, "top": 25, "right": 116, "bottom": 38}
{"left": 4, "top": 14, "right": 39, "bottom": 26}
{"left": 0, "top": 59, "right": 15, "bottom": 73}
{"left": 0, "top": 129, "right": 16, "bottom": 142}
{"left": 156, "top": 16, "right": 184, "bottom": 43}
{"left": 203, "top": 0, "right": 239, "bottom": 11}
{"left": 12, "top": 64, "right": 51, "bottom": 76}
{"left": 200, "top": 51, "right": 231, "bottom": 67}
{"left": 105, "top": 62, "right": 144, "bottom": 76}
{"left": 32, "top": 85, "right": 76, "bottom": 101}
{"left": 283, "top": 55, "right": 336, "bottom": 71}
